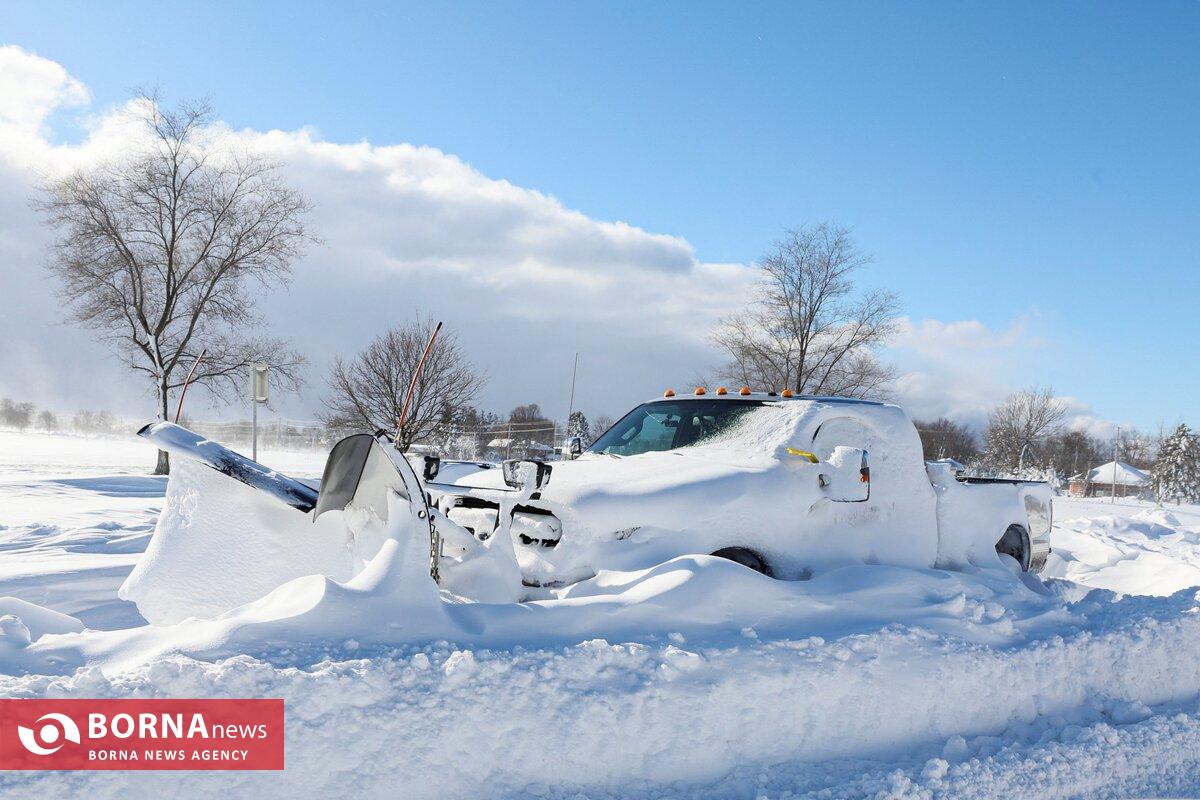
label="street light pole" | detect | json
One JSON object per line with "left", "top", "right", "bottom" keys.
{"left": 250, "top": 363, "right": 269, "bottom": 462}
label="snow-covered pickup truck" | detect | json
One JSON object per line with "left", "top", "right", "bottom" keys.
{"left": 426, "top": 391, "right": 1051, "bottom": 590}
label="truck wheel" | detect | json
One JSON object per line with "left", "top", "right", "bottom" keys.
{"left": 711, "top": 547, "right": 771, "bottom": 577}
{"left": 995, "top": 524, "right": 1031, "bottom": 572}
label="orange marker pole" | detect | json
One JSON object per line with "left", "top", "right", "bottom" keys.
{"left": 396, "top": 321, "right": 443, "bottom": 445}
{"left": 173, "top": 348, "right": 208, "bottom": 424}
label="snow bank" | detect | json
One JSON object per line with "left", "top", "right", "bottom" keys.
{"left": 0, "top": 598, "right": 83, "bottom": 665}
{"left": 27, "top": 551, "right": 1055, "bottom": 675}
{"left": 0, "top": 597, "right": 83, "bottom": 638}
{"left": 1045, "top": 500, "right": 1200, "bottom": 596}
{"left": 3, "top": 583, "right": 1200, "bottom": 798}
{"left": 118, "top": 460, "right": 376, "bottom": 625}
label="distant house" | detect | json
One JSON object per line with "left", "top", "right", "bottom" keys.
{"left": 485, "top": 437, "right": 515, "bottom": 459}
{"left": 1068, "top": 461, "right": 1151, "bottom": 498}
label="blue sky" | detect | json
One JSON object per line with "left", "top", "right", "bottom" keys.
{"left": 1, "top": 1, "right": 1197, "bottom": 431}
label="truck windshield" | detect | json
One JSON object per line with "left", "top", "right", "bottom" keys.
{"left": 589, "top": 400, "right": 765, "bottom": 456}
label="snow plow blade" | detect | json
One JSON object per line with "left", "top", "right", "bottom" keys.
{"left": 313, "top": 432, "right": 423, "bottom": 522}
{"left": 137, "top": 421, "right": 319, "bottom": 512}
{"left": 312, "top": 431, "right": 440, "bottom": 580}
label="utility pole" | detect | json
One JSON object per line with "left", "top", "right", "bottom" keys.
{"left": 566, "top": 352, "right": 579, "bottom": 439}
{"left": 1111, "top": 425, "right": 1121, "bottom": 504}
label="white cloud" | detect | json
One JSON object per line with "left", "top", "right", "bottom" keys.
{"left": 0, "top": 46, "right": 1124, "bottom": 438}
{"left": 0, "top": 46, "right": 755, "bottom": 420}
{"left": 0, "top": 45, "right": 88, "bottom": 143}
{"left": 886, "top": 315, "right": 1123, "bottom": 437}
{"left": 884, "top": 316, "right": 1036, "bottom": 427}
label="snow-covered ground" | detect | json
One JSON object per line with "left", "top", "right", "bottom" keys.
{"left": 1042, "top": 495, "right": 1200, "bottom": 596}
{"left": 2, "top": 429, "right": 1200, "bottom": 798}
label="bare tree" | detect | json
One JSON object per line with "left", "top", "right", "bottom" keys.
{"left": 36, "top": 95, "right": 311, "bottom": 473}
{"left": 1043, "top": 429, "right": 1108, "bottom": 477}
{"left": 592, "top": 414, "right": 616, "bottom": 441}
{"left": 712, "top": 224, "right": 900, "bottom": 398}
{"left": 505, "top": 403, "right": 556, "bottom": 452}
{"left": 1115, "top": 427, "right": 1157, "bottom": 469}
{"left": 0, "top": 399, "right": 36, "bottom": 431}
{"left": 983, "top": 386, "right": 1068, "bottom": 472}
{"left": 914, "top": 417, "right": 979, "bottom": 463}
{"left": 320, "top": 316, "right": 484, "bottom": 450}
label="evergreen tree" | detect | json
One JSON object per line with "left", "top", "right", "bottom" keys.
{"left": 566, "top": 411, "right": 591, "bottom": 445}
{"left": 1152, "top": 424, "right": 1200, "bottom": 505}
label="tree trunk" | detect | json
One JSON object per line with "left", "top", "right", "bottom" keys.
{"left": 154, "top": 376, "right": 170, "bottom": 475}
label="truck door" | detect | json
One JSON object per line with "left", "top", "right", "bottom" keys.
{"left": 811, "top": 417, "right": 872, "bottom": 502}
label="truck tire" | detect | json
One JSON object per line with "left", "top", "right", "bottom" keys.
{"left": 995, "top": 524, "right": 1031, "bottom": 572}
{"left": 711, "top": 547, "right": 771, "bottom": 577}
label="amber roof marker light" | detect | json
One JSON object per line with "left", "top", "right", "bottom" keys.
{"left": 739, "top": 387, "right": 751, "bottom": 396}
{"left": 663, "top": 388, "right": 675, "bottom": 397}
{"left": 694, "top": 387, "right": 707, "bottom": 395}
{"left": 781, "top": 389, "right": 794, "bottom": 398}
{"left": 716, "top": 386, "right": 728, "bottom": 395}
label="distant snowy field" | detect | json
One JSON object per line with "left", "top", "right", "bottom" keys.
{"left": 2, "top": 429, "right": 1200, "bottom": 798}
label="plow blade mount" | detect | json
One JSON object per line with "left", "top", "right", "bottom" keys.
{"left": 137, "top": 421, "right": 319, "bottom": 512}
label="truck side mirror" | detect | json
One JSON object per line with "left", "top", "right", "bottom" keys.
{"left": 819, "top": 447, "right": 870, "bottom": 502}
{"left": 502, "top": 459, "right": 553, "bottom": 491}
{"left": 564, "top": 436, "right": 583, "bottom": 460}
{"left": 422, "top": 455, "right": 440, "bottom": 482}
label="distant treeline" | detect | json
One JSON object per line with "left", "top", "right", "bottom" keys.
{"left": 914, "top": 386, "right": 1169, "bottom": 484}
{"left": 0, "top": 398, "right": 127, "bottom": 436}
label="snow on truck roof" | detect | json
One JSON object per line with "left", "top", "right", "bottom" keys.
{"left": 645, "top": 390, "right": 885, "bottom": 406}
{"left": 629, "top": 392, "right": 902, "bottom": 456}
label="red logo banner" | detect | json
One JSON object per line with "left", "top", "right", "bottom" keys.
{"left": 0, "top": 699, "right": 284, "bottom": 770}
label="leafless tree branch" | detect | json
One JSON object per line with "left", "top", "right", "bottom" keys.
{"left": 983, "top": 386, "right": 1068, "bottom": 472}
{"left": 711, "top": 223, "right": 899, "bottom": 398}
{"left": 319, "top": 316, "right": 486, "bottom": 451}
{"left": 35, "top": 94, "right": 315, "bottom": 472}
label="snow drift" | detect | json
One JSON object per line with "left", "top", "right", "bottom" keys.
{"left": 119, "top": 460, "right": 389, "bottom": 625}
{"left": 5, "top": 582, "right": 1200, "bottom": 799}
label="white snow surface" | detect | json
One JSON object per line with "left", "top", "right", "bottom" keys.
{"left": 3, "top": 430, "right": 1200, "bottom": 797}
{"left": 1042, "top": 497, "right": 1200, "bottom": 596}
